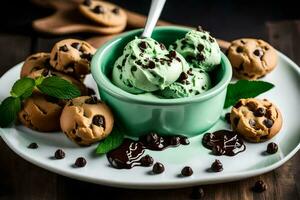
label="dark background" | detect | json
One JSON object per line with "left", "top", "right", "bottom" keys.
{"left": 1, "top": 0, "right": 300, "bottom": 38}
{"left": 0, "top": 1, "right": 300, "bottom": 199}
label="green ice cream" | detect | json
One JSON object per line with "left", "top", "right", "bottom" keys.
{"left": 170, "top": 29, "right": 221, "bottom": 72}
{"left": 112, "top": 37, "right": 188, "bottom": 94}
{"left": 158, "top": 68, "right": 211, "bottom": 98}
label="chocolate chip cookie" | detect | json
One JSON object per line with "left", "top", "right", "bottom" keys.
{"left": 79, "top": 0, "right": 127, "bottom": 27}
{"left": 50, "top": 39, "right": 96, "bottom": 80}
{"left": 230, "top": 98, "right": 282, "bottom": 142}
{"left": 60, "top": 96, "right": 114, "bottom": 146}
{"left": 227, "top": 39, "right": 278, "bottom": 80}
{"left": 21, "top": 52, "right": 51, "bottom": 78}
{"left": 18, "top": 94, "right": 64, "bottom": 132}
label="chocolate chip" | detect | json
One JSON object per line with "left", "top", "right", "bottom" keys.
{"left": 168, "top": 50, "right": 176, "bottom": 59}
{"left": 211, "top": 159, "right": 223, "bottom": 172}
{"left": 266, "top": 142, "right": 278, "bottom": 154}
{"left": 187, "top": 68, "right": 193, "bottom": 75}
{"left": 117, "top": 65, "right": 122, "bottom": 70}
{"left": 138, "top": 41, "right": 147, "bottom": 50}
{"left": 92, "top": 5, "right": 104, "bottom": 14}
{"left": 224, "top": 113, "right": 231, "bottom": 124}
{"left": 240, "top": 40, "right": 246, "bottom": 44}
{"left": 190, "top": 187, "right": 205, "bottom": 199}
{"left": 121, "top": 58, "right": 126, "bottom": 66}
{"left": 254, "top": 49, "right": 263, "bottom": 57}
{"left": 263, "top": 119, "right": 273, "bottom": 128}
{"left": 209, "top": 36, "right": 214, "bottom": 43}
{"left": 92, "top": 115, "right": 105, "bottom": 129}
{"left": 197, "top": 44, "right": 204, "bottom": 52}
{"left": 170, "top": 136, "right": 180, "bottom": 146}
{"left": 236, "top": 46, "right": 243, "bottom": 53}
{"left": 145, "top": 132, "right": 158, "bottom": 144}
{"left": 136, "top": 60, "right": 142, "bottom": 65}
{"left": 85, "top": 96, "right": 99, "bottom": 104}
{"left": 75, "top": 157, "right": 87, "bottom": 167}
{"left": 180, "top": 136, "right": 190, "bottom": 145}
{"left": 54, "top": 149, "right": 65, "bottom": 159}
{"left": 181, "top": 166, "right": 193, "bottom": 177}
{"left": 178, "top": 72, "right": 188, "bottom": 82}
{"left": 249, "top": 119, "right": 256, "bottom": 127}
{"left": 87, "top": 87, "right": 96, "bottom": 96}
{"left": 28, "top": 143, "right": 38, "bottom": 149}
{"left": 160, "top": 43, "right": 166, "bottom": 50}
{"left": 148, "top": 61, "right": 155, "bottom": 69}
{"left": 80, "top": 53, "right": 93, "bottom": 61}
{"left": 254, "top": 107, "right": 266, "bottom": 117}
{"left": 202, "top": 133, "right": 211, "bottom": 144}
{"left": 152, "top": 162, "right": 165, "bottom": 174}
{"left": 41, "top": 69, "right": 50, "bottom": 77}
{"left": 131, "top": 66, "right": 137, "bottom": 72}
{"left": 83, "top": 0, "right": 91, "bottom": 6}
{"left": 112, "top": 7, "right": 120, "bottom": 14}
{"left": 59, "top": 45, "right": 68, "bottom": 52}
{"left": 246, "top": 102, "right": 256, "bottom": 111}
{"left": 201, "top": 35, "right": 206, "bottom": 40}
{"left": 234, "top": 100, "right": 243, "bottom": 108}
{"left": 140, "top": 155, "right": 154, "bottom": 166}
{"left": 212, "top": 145, "right": 225, "bottom": 155}
{"left": 71, "top": 42, "right": 81, "bottom": 50}
{"left": 131, "top": 55, "right": 136, "bottom": 60}
{"left": 252, "top": 180, "right": 267, "bottom": 193}
{"left": 196, "top": 53, "right": 205, "bottom": 61}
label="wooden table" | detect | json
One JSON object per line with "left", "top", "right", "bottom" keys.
{"left": 0, "top": 5, "right": 300, "bottom": 199}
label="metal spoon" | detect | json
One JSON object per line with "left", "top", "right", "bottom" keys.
{"left": 141, "top": 0, "right": 167, "bottom": 38}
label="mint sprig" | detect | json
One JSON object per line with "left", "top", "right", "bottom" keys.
{"left": 0, "top": 76, "right": 81, "bottom": 128}
{"left": 37, "top": 76, "right": 81, "bottom": 99}
{"left": 224, "top": 80, "right": 274, "bottom": 108}
{"left": 96, "top": 124, "right": 125, "bottom": 154}
{"left": 11, "top": 77, "right": 35, "bottom": 99}
{"left": 0, "top": 97, "right": 21, "bottom": 127}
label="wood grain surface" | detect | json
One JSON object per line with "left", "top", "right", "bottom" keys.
{"left": 0, "top": 17, "right": 300, "bottom": 200}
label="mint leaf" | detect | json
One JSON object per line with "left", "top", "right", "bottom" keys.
{"left": 96, "top": 124, "right": 125, "bottom": 154}
{"left": 0, "top": 97, "right": 21, "bottom": 127}
{"left": 37, "top": 76, "right": 81, "bottom": 99}
{"left": 224, "top": 80, "right": 274, "bottom": 108}
{"left": 10, "top": 77, "right": 35, "bottom": 99}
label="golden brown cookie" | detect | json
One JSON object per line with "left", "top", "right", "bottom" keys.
{"left": 21, "top": 53, "right": 51, "bottom": 78}
{"left": 79, "top": 0, "right": 127, "bottom": 27}
{"left": 230, "top": 98, "right": 282, "bottom": 142}
{"left": 60, "top": 96, "right": 114, "bottom": 146}
{"left": 50, "top": 39, "right": 96, "bottom": 80}
{"left": 18, "top": 94, "right": 64, "bottom": 132}
{"left": 227, "top": 39, "right": 278, "bottom": 80}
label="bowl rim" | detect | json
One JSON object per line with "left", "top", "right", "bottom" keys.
{"left": 91, "top": 26, "right": 232, "bottom": 106}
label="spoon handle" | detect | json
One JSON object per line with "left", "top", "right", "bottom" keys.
{"left": 141, "top": 0, "right": 167, "bottom": 38}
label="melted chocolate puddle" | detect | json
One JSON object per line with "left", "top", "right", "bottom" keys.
{"left": 107, "top": 133, "right": 189, "bottom": 169}
{"left": 202, "top": 130, "right": 246, "bottom": 156}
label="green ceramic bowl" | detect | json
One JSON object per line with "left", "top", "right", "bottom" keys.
{"left": 91, "top": 26, "right": 232, "bottom": 137}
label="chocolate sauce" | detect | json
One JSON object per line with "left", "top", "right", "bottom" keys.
{"left": 202, "top": 130, "right": 246, "bottom": 156}
{"left": 107, "top": 134, "right": 189, "bottom": 169}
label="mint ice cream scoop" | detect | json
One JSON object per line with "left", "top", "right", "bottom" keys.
{"left": 158, "top": 68, "right": 211, "bottom": 98}
{"left": 170, "top": 29, "right": 221, "bottom": 72}
{"left": 112, "top": 37, "right": 188, "bottom": 94}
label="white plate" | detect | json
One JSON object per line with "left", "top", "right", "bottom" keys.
{"left": 0, "top": 52, "right": 300, "bottom": 189}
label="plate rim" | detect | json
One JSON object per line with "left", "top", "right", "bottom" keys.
{"left": 0, "top": 51, "right": 300, "bottom": 189}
